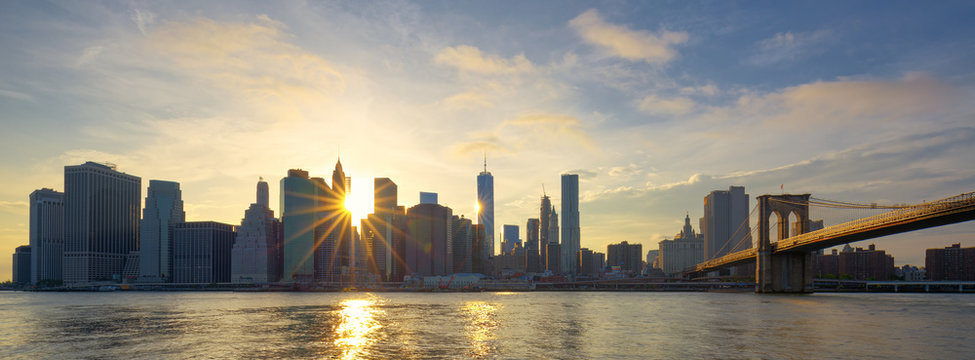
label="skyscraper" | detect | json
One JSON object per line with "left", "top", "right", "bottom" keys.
{"left": 63, "top": 162, "right": 141, "bottom": 284}
{"left": 607, "top": 241, "right": 644, "bottom": 275}
{"left": 702, "top": 186, "right": 750, "bottom": 260}
{"left": 173, "top": 221, "right": 236, "bottom": 283}
{"left": 138, "top": 180, "right": 185, "bottom": 282}
{"left": 525, "top": 218, "right": 540, "bottom": 273}
{"left": 540, "top": 195, "right": 552, "bottom": 270}
{"left": 281, "top": 169, "right": 317, "bottom": 282}
{"left": 12, "top": 245, "right": 31, "bottom": 285}
{"left": 406, "top": 203, "right": 453, "bottom": 276}
{"left": 366, "top": 177, "right": 406, "bottom": 281}
{"left": 452, "top": 215, "right": 474, "bottom": 273}
{"left": 501, "top": 224, "right": 520, "bottom": 255}
{"left": 29, "top": 188, "right": 63, "bottom": 285}
{"left": 561, "top": 174, "right": 580, "bottom": 275}
{"left": 318, "top": 158, "right": 353, "bottom": 284}
{"left": 231, "top": 178, "right": 283, "bottom": 283}
{"left": 477, "top": 157, "right": 494, "bottom": 257}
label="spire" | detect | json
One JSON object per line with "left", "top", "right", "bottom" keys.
{"left": 335, "top": 156, "right": 343, "bottom": 172}
{"left": 483, "top": 151, "right": 487, "bottom": 172}
{"left": 542, "top": 183, "right": 547, "bottom": 197}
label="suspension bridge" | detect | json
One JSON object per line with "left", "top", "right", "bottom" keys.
{"left": 687, "top": 191, "right": 975, "bottom": 293}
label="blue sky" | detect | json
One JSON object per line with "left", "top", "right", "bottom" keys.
{"left": 2, "top": 1, "right": 974, "bottom": 280}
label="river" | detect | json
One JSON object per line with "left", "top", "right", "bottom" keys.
{"left": 1, "top": 291, "right": 973, "bottom": 359}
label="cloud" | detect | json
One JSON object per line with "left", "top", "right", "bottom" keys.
{"left": 441, "top": 90, "right": 494, "bottom": 111}
{"left": 638, "top": 95, "right": 695, "bottom": 116}
{"left": 0, "top": 89, "right": 34, "bottom": 101}
{"left": 749, "top": 29, "right": 833, "bottom": 65}
{"left": 566, "top": 169, "right": 599, "bottom": 179}
{"left": 569, "top": 9, "right": 688, "bottom": 64}
{"left": 451, "top": 113, "right": 595, "bottom": 157}
{"left": 736, "top": 73, "right": 956, "bottom": 127}
{"left": 434, "top": 45, "right": 534, "bottom": 74}
{"left": 679, "top": 84, "right": 718, "bottom": 96}
{"left": 503, "top": 113, "right": 595, "bottom": 147}
{"left": 74, "top": 46, "right": 104, "bottom": 67}
{"left": 131, "top": 9, "right": 157, "bottom": 35}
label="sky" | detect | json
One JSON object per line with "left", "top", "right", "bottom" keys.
{"left": 2, "top": 1, "right": 975, "bottom": 281}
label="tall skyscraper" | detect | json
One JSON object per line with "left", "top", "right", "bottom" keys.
{"left": 501, "top": 224, "right": 520, "bottom": 255}
{"left": 525, "top": 218, "right": 540, "bottom": 273}
{"left": 477, "top": 157, "right": 494, "bottom": 256}
{"left": 318, "top": 158, "right": 353, "bottom": 284}
{"left": 540, "top": 195, "right": 552, "bottom": 270}
{"left": 406, "top": 203, "right": 453, "bottom": 276}
{"left": 231, "top": 178, "right": 283, "bottom": 283}
{"left": 702, "top": 186, "right": 750, "bottom": 260}
{"left": 173, "top": 221, "right": 236, "bottom": 283}
{"left": 281, "top": 169, "right": 317, "bottom": 282}
{"left": 472, "top": 224, "right": 486, "bottom": 274}
{"left": 561, "top": 174, "right": 580, "bottom": 275}
{"left": 452, "top": 215, "right": 474, "bottom": 273}
{"left": 138, "top": 180, "right": 185, "bottom": 282}
{"left": 29, "top": 188, "right": 63, "bottom": 285}
{"left": 366, "top": 178, "right": 406, "bottom": 281}
{"left": 12, "top": 245, "right": 31, "bottom": 285}
{"left": 63, "top": 162, "right": 141, "bottom": 284}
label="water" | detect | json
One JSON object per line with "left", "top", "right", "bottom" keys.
{"left": 1, "top": 291, "right": 973, "bottom": 359}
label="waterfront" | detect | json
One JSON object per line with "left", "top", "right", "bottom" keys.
{"left": 2, "top": 292, "right": 974, "bottom": 359}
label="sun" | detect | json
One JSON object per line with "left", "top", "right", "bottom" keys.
{"left": 344, "top": 177, "right": 374, "bottom": 222}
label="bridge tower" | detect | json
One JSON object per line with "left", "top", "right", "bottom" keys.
{"left": 756, "top": 194, "right": 814, "bottom": 293}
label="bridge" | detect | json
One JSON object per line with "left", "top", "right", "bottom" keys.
{"left": 688, "top": 191, "right": 975, "bottom": 293}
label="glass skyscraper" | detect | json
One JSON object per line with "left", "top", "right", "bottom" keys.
{"left": 63, "top": 162, "right": 141, "bottom": 284}
{"left": 477, "top": 159, "right": 494, "bottom": 257}
{"left": 561, "top": 174, "right": 580, "bottom": 275}
{"left": 138, "top": 180, "right": 185, "bottom": 282}
{"left": 281, "top": 169, "right": 317, "bottom": 282}
{"left": 29, "top": 188, "right": 63, "bottom": 285}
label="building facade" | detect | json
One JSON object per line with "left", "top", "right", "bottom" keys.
{"left": 173, "top": 221, "right": 236, "bottom": 283}
{"left": 406, "top": 203, "right": 453, "bottom": 276}
{"left": 561, "top": 174, "right": 580, "bottom": 275}
{"left": 13, "top": 245, "right": 31, "bottom": 285}
{"left": 281, "top": 169, "right": 317, "bottom": 282}
{"left": 702, "top": 186, "right": 750, "bottom": 261}
{"left": 925, "top": 243, "right": 975, "bottom": 281}
{"left": 525, "top": 218, "right": 540, "bottom": 273}
{"left": 451, "top": 215, "right": 474, "bottom": 274}
{"left": 477, "top": 161, "right": 495, "bottom": 257}
{"left": 816, "top": 244, "right": 895, "bottom": 280}
{"left": 501, "top": 224, "right": 520, "bottom": 255}
{"left": 63, "top": 162, "right": 141, "bottom": 284}
{"left": 231, "top": 178, "right": 283, "bottom": 283}
{"left": 658, "top": 214, "right": 705, "bottom": 275}
{"left": 138, "top": 180, "right": 185, "bottom": 282}
{"left": 607, "top": 241, "right": 643, "bottom": 275}
{"left": 29, "top": 188, "right": 63, "bottom": 285}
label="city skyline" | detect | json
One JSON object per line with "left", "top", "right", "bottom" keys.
{"left": 3, "top": 1, "right": 975, "bottom": 281}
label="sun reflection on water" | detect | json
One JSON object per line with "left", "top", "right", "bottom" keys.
{"left": 334, "top": 298, "right": 382, "bottom": 359}
{"left": 464, "top": 301, "right": 500, "bottom": 358}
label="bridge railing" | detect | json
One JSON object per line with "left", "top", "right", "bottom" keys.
{"left": 778, "top": 191, "right": 975, "bottom": 249}
{"left": 692, "top": 191, "right": 975, "bottom": 273}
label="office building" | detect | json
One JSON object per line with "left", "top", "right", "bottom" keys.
{"left": 452, "top": 215, "right": 474, "bottom": 273}
{"left": 13, "top": 245, "right": 31, "bottom": 285}
{"left": 561, "top": 174, "right": 580, "bottom": 274}
{"left": 477, "top": 158, "right": 495, "bottom": 256}
{"left": 540, "top": 195, "right": 552, "bottom": 271}
{"left": 173, "top": 221, "right": 236, "bottom": 283}
{"left": 658, "top": 214, "right": 705, "bottom": 275}
{"left": 419, "top": 192, "right": 438, "bottom": 205}
{"left": 472, "top": 224, "right": 486, "bottom": 275}
{"left": 607, "top": 241, "right": 643, "bottom": 275}
{"left": 525, "top": 218, "right": 540, "bottom": 272}
{"left": 546, "top": 242, "right": 561, "bottom": 273}
{"left": 29, "top": 188, "right": 63, "bottom": 285}
{"left": 316, "top": 159, "right": 353, "bottom": 284}
{"left": 646, "top": 250, "right": 659, "bottom": 271}
{"left": 63, "top": 162, "right": 141, "bottom": 284}
{"left": 817, "top": 244, "right": 895, "bottom": 280}
{"left": 281, "top": 169, "right": 317, "bottom": 282}
{"left": 702, "top": 186, "right": 750, "bottom": 261}
{"left": 231, "top": 178, "right": 283, "bottom": 283}
{"left": 925, "top": 243, "right": 975, "bottom": 281}
{"left": 577, "top": 248, "right": 595, "bottom": 276}
{"left": 138, "top": 180, "right": 185, "bottom": 282}
{"left": 366, "top": 178, "right": 407, "bottom": 281}
{"left": 406, "top": 203, "right": 453, "bottom": 276}
{"left": 502, "top": 224, "right": 520, "bottom": 255}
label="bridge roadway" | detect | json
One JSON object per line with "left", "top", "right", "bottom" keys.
{"left": 691, "top": 191, "right": 975, "bottom": 275}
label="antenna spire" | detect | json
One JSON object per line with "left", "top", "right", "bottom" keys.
{"left": 542, "top": 183, "right": 547, "bottom": 196}
{"left": 483, "top": 151, "right": 487, "bottom": 172}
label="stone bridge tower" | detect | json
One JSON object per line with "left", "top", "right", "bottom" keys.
{"left": 756, "top": 194, "right": 814, "bottom": 293}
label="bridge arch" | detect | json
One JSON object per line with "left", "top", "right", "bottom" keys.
{"left": 756, "top": 194, "right": 812, "bottom": 293}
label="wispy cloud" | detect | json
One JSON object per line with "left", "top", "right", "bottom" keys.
{"left": 451, "top": 113, "right": 595, "bottom": 156}
{"left": 131, "top": 9, "right": 156, "bottom": 35}
{"left": 637, "top": 95, "right": 695, "bottom": 116}
{"left": 0, "top": 89, "right": 34, "bottom": 101}
{"left": 749, "top": 29, "right": 833, "bottom": 65}
{"left": 569, "top": 9, "right": 688, "bottom": 64}
{"left": 435, "top": 45, "right": 534, "bottom": 74}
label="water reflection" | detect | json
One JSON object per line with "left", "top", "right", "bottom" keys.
{"left": 334, "top": 297, "right": 382, "bottom": 359}
{"left": 464, "top": 301, "right": 499, "bottom": 357}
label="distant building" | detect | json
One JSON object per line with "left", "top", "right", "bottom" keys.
{"left": 173, "top": 221, "right": 236, "bottom": 283}
{"left": 419, "top": 192, "right": 438, "bottom": 205}
{"left": 593, "top": 251, "right": 606, "bottom": 273}
{"left": 472, "top": 224, "right": 487, "bottom": 275}
{"left": 607, "top": 241, "right": 643, "bottom": 275}
{"left": 13, "top": 245, "right": 31, "bottom": 285}
{"left": 561, "top": 174, "right": 580, "bottom": 275}
{"left": 645, "top": 249, "right": 659, "bottom": 272}
{"left": 816, "top": 244, "right": 895, "bottom": 280}
{"left": 925, "top": 243, "right": 975, "bottom": 281}
{"left": 477, "top": 158, "right": 495, "bottom": 257}
{"left": 451, "top": 215, "right": 474, "bottom": 273}
{"left": 502, "top": 224, "right": 520, "bottom": 255}
{"left": 577, "top": 248, "right": 595, "bottom": 276}
{"left": 525, "top": 218, "right": 541, "bottom": 273}
{"left": 139, "top": 180, "right": 185, "bottom": 283}
{"left": 702, "top": 186, "right": 750, "bottom": 260}
{"left": 896, "top": 265, "right": 926, "bottom": 281}
{"left": 231, "top": 178, "right": 283, "bottom": 283}
{"left": 366, "top": 178, "right": 407, "bottom": 281}
{"left": 63, "top": 162, "right": 141, "bottom": 284}
{"left": 281, "top": 169, "right": 316, "bottom": 282}
{"left": 658, "top": 214, "right": 705, "bottom": 275}
{"left": 492, "top": 245, "right": 526, "bottom": 277}
{"left": 546, "top": 242, "right": 561, "bottom": 274}
{"left": 406, "top": 203, "right": 453, "bottom": 276}
{"left": 29, "top": 188, "right": 63, "bottom": 285}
